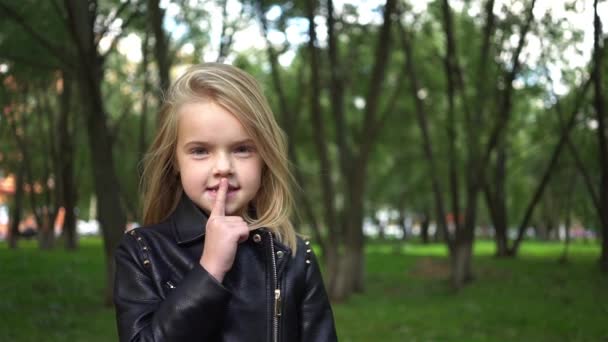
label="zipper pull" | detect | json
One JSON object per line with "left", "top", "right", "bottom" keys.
{"left": 274, "top": 289, "right": 282, "bottom": 317}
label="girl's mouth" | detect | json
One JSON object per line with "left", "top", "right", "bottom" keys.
{"left": 206, "top": 185, "right": 240, "bottom": 197}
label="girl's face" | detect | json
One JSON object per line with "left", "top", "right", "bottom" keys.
{"left": 175, "top": 100, "right": 264, "bottom": 216}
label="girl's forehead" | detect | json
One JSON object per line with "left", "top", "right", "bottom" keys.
{"left": 176, "top": 101, "right": 254, "bottom": 143}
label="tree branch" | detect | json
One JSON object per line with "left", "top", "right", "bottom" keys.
{"left": 509, "top": 74, "right": 593, "bottom": 254}
{"left": 100, "top": 6, "right": 143, "bottom": 61}
{"left": 94, "top": 0, "right": 132, "bottom": 49}
{"left": 0, "top": 2, "right": 71, "bottom": 68}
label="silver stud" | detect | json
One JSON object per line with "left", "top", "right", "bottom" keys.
{"left": 137, "top": 237, "right": 142, "bottom": 241}
{"left": 252, "top": 234, "right": 262, "bottom": 243}
{"left": 305, "top": 240, "right": 310, "bottom": 245}
{"left": 142, "top": 246, "right": 148, "bottom": 251}
{"left": 143, "top": 259, "right": 150, "bottom": 266}
{"left": 129, "top": 230, "right": 135, "bottom": 235}
{"left": 305, "top": 260, "right": 311, "bottom": 264}
{"left": 276, "top": 251, "right": 284, "bottom": 259}
{"left": 306, "top": 249, "right": 311, "bottom": 253}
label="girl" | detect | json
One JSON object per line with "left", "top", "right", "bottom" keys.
{"left": 113, "top": 63, "right": 337, "bottom": 341}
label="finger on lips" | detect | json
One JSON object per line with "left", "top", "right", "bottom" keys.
{"left": 211, "top": 178, "right": 228, "bottom": 217}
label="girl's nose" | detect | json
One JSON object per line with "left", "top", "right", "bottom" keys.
{"left": 213, "top": 152, "right": 233, "bottom": 176}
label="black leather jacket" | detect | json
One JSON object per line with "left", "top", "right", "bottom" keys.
{"left": 113, "top": 195, "right": 337, "bottom": 341}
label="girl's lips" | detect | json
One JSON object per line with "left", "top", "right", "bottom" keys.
{"left": 205, "top": 188, "right": 240, "bottom": 198}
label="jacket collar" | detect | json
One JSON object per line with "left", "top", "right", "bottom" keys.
{"left": 169, "top": 194, "right": 293, "bottom": 261}
{"left": 171, "top": 194, "right": 209, "bottom": 245}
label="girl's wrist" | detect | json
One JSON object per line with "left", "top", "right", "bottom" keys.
{"left": 200, "top": 259, "right": 225, "bottom": 283}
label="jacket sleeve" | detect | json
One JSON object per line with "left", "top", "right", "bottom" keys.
{"left": 113, "top": 233, "right": 231, "bottom": 341}
{"left": 299, "top": 244, "right": 338, "bottom": 341}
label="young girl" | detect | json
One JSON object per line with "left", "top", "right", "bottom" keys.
{"left": 113, "top": 63, "right": 337, "bottom": 341}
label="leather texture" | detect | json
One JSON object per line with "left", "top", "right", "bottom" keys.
{"left": 114, "top": 195, "right": 338, "bottom": 341}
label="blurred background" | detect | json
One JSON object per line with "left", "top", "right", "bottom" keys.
{"left": 1, "top": 0, "right": 607, "bottom": 341}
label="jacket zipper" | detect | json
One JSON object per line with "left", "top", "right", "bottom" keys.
{"left": 268, "top": 232, "right": 281, "bottom": 342}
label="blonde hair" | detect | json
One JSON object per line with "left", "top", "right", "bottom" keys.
{"left": 140, "top": 63, "right": 297, "bottom": 252}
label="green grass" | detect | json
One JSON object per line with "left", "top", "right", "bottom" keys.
{"left": 1, "top": 238, "right": 606, "bottom": 341}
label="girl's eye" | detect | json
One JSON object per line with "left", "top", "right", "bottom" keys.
{"left": 190, "top": 147, "right": 208, "bottom": 156}
{"left": 234, "top": 145, "right": 255, "bottom": 156}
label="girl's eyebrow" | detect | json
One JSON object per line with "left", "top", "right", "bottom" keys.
{"left": 182, "top": 138, "right": 254, "bottom": 147}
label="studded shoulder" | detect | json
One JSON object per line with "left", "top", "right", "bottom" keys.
{"left": 127, "top": 228, "right": 152, "bottom": 268}
{"left": 304, "top": 239, "right": 312, "bottom": 265}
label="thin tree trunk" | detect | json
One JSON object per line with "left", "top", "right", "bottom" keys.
{"left": 484, "top": 182, "right": 508, "bottom": 256}
{"left": 148, "top": 0, "right": 170, "bottom": 96}
{"left": 216, "top": 0, "right": 241, "bottom": 62}
{"left": 489, "top": 138, "right": 509, "bottom": 256}
{"left": 399, "top": 210, "right": 407, "bottom": 242}
{"left": 304, "top": 0, "right": 340, "bottom": 298}
{"left": 592, "top": 0, "right": 608, "bottom": 273}
{"left": 400, "top": 24, "right": 452, "bottom": 252}
{"left": 420, "top": 211, "right": 430, "bottom": 244}
{"left": 559, "top": 176, "right": 575, "bottom": 263}
{"left": 255, "top": 3, "right": 329, "bottom": 278}
{"left": 346, "top": 0, "right": 396, "bottom": 296}
{"left": 58, "top": 70, "right": 77, "bottom": 249}
{"left": 8, "top": 164, "right": 25, "bottom": 249}
{"left": 441, "top": 0, "right": 464, "bottom": 234}
{"left": 35, "top": 93, "right": 55, "bottom": 250}
{"left": 139, "top": 32, "right": 150, "bottom": 169}
{"left": 559, "top": 216, "right": 571, "bottom": 264}
{"left": 6, "top": 91, "right": 43, "bottom": 235}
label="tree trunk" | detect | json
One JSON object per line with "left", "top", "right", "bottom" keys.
{"left": 34, "top": 93, "right": 56, "bottom": 251}
{"left": 351, "top": 193, "right": 365, "bottom": 293}
{"left": 484, "top": 184, "right": 508, "bottom": 256}
{"left": 139, "top": 32, "right": 151, "bottom": 155}
{"left": 450, "top": 183, "right": 479, "bottom": 289}
{"left": 304, "top": 0, "right": 395, "bottom": 301}
{"left": 304, "top": 0, "right": 342, "bottom": 298}
{"left": 331, "top": 247, "right": 356, "bottom": 302}
{"left": 58, "top": 70, "right": 77, "bottom": 249}
{"left": 38, "top": 207, "right": 54, "bottom": 250}
{"left": 399, "top": 24, "right": 452, "bottom": 252}
{"left": 559, "top": 215, "right": 571, "bottom": 264}
{"left": 601, "top": 230, "right": 608, "bottom": 272}
{"left": 421, "top": 212, "right": 430, "bottom": 244}
{"left": 592, "top": 0, "right": 608, "bottom": 273}
{"left": 65, "top": 0, "right": 127, "bottom": 305}
{"left": 375, "top": 214, "right": 386, "bottom": 240}
{"left": 148, "top": 0, "right": 170, "bottom": 96}
{"left": 485, "top": 137, "right": 509, "bottom": 256}
{"left": 398, "top": 210, "right": 407, "bottom": 242}
{"left": 8, "top": 164, "right": 25, "bottom": 249}
{"left": 451, "top": 239, "right": 474, "bottom": 289}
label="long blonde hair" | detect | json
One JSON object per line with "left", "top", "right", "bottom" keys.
{"left": 140, "top": 63, "right": 297, "bottom": 252}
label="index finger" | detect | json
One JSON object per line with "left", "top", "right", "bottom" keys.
{"left": 210, "top": 178, "right": 228, "bottom": 217}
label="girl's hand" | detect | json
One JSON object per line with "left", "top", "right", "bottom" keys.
{"left": 200, "top": 178, "right": 250, "bottom": 283}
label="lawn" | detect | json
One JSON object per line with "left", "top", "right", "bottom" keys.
{"left": 0, "top": 238, "right": 606, "bottom": 341}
